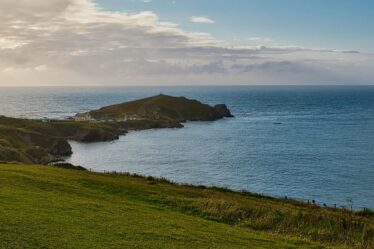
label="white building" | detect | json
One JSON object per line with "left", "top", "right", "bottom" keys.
{"left": 122, "top": 114, "right": 142, "bottom": 121}
{"left": 74, "top": 113, "right": 92, "bottom": 122}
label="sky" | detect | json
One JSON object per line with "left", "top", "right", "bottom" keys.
{"left": 0, "top": 0, "right": 373, "bottom": 86}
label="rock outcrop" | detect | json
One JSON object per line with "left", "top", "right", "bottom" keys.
{"left": 213, "top": 104, "right": 234, "bottom": 119}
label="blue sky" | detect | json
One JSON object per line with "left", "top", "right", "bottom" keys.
{"left": 97, "top": 0, "right": 374, "bottom": 52}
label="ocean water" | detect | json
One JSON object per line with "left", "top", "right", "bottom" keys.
{"left": 1, "top": 86, "right": 373, "bottom": 209}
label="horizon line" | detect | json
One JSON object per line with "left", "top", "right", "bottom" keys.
{"left": 1, "top": 83, "right": 374, "bottom": 88}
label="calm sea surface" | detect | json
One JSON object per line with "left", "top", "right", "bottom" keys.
{"left": 1, "top": 86, "right": 373, "bottom": 209}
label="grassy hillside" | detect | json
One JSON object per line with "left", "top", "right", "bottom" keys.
{"left": 0, "top": 116, "right": 182, "bottom": 164}
{"left": 88, "top": 94, "right": 233, "bottom": 121}
{"left": 0, "top": 116, "right": 124, "bottom": 164}
{"left": 1, "top": 164, "right": 373, "bottom": 249}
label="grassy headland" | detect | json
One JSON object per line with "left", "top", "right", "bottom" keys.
{"left": 85, "top": 94, "right": 233, "bottom": 122}
{"left": 0, "top": 95, "right": 233, "bottom": 164}
{"left": 0, "top": 163, "right": 373, "bottom": 249}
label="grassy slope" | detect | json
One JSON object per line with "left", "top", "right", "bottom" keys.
{"left": 0, "top": 116, "right": 123, "bottom": 140}
{"left": 89, "top": 94, "right": 224, "bottom": 121}
{"left": 0, "top": 117, "right": 115, "bottom": 163}
{"left": 0, "top": 116, "right": 179, "bottom": 163}
{"left": 2, "top": 165, "right": 372, "bottom": 248}
{"left": 0, "top": 164, "right": 333, "bottom": 249}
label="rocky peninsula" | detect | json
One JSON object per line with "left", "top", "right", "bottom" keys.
{"left": 0, "top": 95, "right": 233, "bottom": 164}
{"left": 75, "top": 94, "right": 233, "bottom": 122}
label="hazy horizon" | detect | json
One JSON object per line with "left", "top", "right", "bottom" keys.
{"left": 1, "top": 84, "right": 374, "bottom": 88}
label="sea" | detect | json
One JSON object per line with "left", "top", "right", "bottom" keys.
{"left": 1, "top": 86, "right": 373, "bottom": 209}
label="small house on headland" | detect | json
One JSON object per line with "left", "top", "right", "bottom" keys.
{"left": 122, "top": 114, "right": 143, "bottom": 121}
{"left": 42, "top": 117, "right": 51, "bottom": 123}
{"left": 73, "top": 113, "right": 92, "bottom": 122}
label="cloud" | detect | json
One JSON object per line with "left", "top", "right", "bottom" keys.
{"left": 190, "top": 16, "right": 215, "bottom": 24}
{"left": 248, "top": 37, "right": 272, "bottom": 43}
{"left": 0, "top": 0, "right": 373, "bottom": 86}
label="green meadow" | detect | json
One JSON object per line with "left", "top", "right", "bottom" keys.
{"left": 0, "top": 163, "right": 373, "bottom": 249}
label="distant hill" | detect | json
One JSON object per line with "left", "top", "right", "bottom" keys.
{"left": 84, "top": 94, "right": 233, "bottom": 122}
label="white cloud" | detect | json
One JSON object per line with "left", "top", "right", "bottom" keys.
{"left": 190, "top": 16, "right": 215, "bottom": 24}
{"left": 34, "top": 65, "right": 48, "bottom": 72}
{"left": 0, "top": 0, "right": 373, "bottom": 86}
{"left": 130, "top": 0, "right": 152, "bottom": 3}
{"left": 248, "top": 37, "right": 272, "bottom": 43}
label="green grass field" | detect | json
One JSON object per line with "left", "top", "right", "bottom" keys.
{"left": 0, "top": 163, "right": 372, "bottom": 249}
